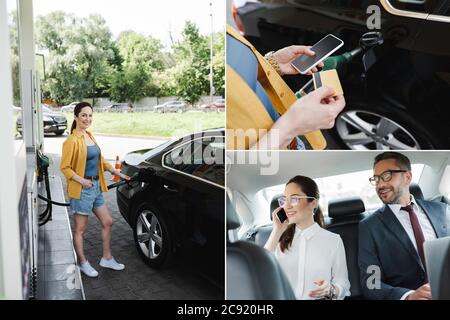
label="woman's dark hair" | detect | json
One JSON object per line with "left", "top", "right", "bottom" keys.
{"left": 279, "top": 175, "right": 324, "bottom": 253}
{"left": 71, "top": 102, "right": 93, "bottom": 133}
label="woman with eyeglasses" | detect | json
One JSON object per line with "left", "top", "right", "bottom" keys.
{"left": 264, "top": 175, "right": 350, "bottom": 300}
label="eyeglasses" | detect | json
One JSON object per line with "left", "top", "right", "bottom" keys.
{"left": 278, "top": 195, "right": 316, "bottom": 207}
{"left": 369, "top": 170, "right": 407, "bottom": 185}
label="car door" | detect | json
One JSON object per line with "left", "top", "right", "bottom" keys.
{"left": 161, "top": 135, "right": 225, "bottom": 287}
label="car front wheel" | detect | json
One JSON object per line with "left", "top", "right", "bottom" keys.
{"left": 331, "top": 99, "right": 441, "bottom": 150}
{"left": 132, "top": 206, "right": 174, "bottom": 268}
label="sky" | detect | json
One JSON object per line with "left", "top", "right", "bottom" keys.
{"left": 33, "top": 0, "right": 226, "bottom": 49}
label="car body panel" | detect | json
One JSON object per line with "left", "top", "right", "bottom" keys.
{"left": 116, "top": 129, "right": 225, "bottom": 287}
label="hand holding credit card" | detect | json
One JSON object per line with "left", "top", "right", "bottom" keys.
{"left": 312, "top": 69, "right": 343, "bottom": 97}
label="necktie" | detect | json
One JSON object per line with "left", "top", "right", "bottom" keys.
{"left": 401, "top": 204, "right": 427, "bottom": 273}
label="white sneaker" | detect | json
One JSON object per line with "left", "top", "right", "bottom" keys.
{"left": 99, "top": 257, "right": 125, "bottom": 271}
{"left": 79, "top": 261, "right": 99, "bottom": 277}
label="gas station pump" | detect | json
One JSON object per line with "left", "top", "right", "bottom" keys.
{"left": 0, "top": 0, "right": 44, "bottom": 300}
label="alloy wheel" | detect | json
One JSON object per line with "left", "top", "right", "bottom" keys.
{"left": 336, "top": 110, "right": 421, "bottom": 150}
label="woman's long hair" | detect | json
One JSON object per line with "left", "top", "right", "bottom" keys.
{"left": 70, "top": 102, "right": 93, "bottom": 133}
{"left": 279, "top": 176, "right": 324, "bottom": 252}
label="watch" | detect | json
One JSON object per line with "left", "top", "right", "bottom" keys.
{"left": 264, "top": 51, "right": 284, "bottom": 76}
{"left": 328, "top": 284, "right": 337, "bottom": 300}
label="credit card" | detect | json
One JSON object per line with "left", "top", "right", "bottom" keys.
{"left": 312, "top": 69, "right": 343, "bottom": 97}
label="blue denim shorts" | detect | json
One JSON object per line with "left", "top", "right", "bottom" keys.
{"left": 70, "top": 179, "right": 105, "bottom": 216}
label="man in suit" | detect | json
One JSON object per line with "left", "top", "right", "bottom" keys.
{"left": 359, "top": 152, "right": 450, "bottom": 300}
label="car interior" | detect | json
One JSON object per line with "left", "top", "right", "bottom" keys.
{"left": 226, "top": 151, "right": 450, "bottom": 299}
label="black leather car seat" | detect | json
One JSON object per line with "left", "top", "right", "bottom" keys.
{"left": 326, "top": 196, "right": 367, "bottom": 299}
{"left": 226, "top": 195, "right": 296, "bottom": 300}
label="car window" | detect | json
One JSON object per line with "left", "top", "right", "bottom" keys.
{"left": 163, "top": 136, "right": 225, "bottom": 187}
{"left": 439, "top": 165, "right": 450, "bottom": 198}
{"left": 257, "top": 164, "right": 425, "bottom": 223}
{"left": 388, "top": 0, "right": 444, "bottom": 14}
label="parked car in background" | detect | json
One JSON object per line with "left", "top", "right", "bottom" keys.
{"left": 200, "top": 98, "right": 225, "bottom": 112}
{"left": 101, "top": 103, "right": 132, "bottom": 113}
{"left": 60, "top": 101, "right": 79, "bottom": 113}
{"left": 17, "top": 105, "right": 67, "bottom": 136}
{"left": 153, "top": 101, "right": 187, "bottom": 113}
{"left": 116, "top": 128, "right": 225, "bottom": 288}
{"left": 231, "top": 0, "right": 450, "bottom": 149}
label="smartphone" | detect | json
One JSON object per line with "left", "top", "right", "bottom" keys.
{"left": 291, "top": 34, "right": 344, "bottom": 74}
{"left": 277, "top": 208, "right": 288, "bottom": 223}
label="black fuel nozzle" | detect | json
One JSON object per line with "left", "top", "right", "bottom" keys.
{"left": 107, "top": 168, "right": 154, "bottom": 190}
{"left": 360, "top": 31, "right": 384, "bottom": 51}
{"left": 360, "top": 32, "right": 384, "bottom": 73}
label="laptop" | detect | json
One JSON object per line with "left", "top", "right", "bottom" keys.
{"left": 424, "top": 236, "right": 450, "bottom": 300}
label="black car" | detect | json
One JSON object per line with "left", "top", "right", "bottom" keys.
{"left": 116, "top": 128, "right": 225, "bottom": 288}
{"left": 17, "top": 105, "right": 67, "bottom": 136}
{"left": 231, "top": 0, "right": 450, "bottom": 149}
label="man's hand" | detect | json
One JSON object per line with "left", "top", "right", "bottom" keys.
{"left": 406, "top": 283, "right": 432, "bottom": 300}
{"left": 273, "top": 45, "right": 324, "bottom": 75}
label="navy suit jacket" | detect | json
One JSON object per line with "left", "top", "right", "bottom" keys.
{"left": 358, "top": 199, "right": 449, "bottom": 300}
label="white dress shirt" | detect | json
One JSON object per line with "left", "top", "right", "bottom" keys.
{"left": 388, "top": 195, "right": 438, "bottom": 250}
{"left": 273, "top": 223, "right": 350, "bottom": 300}
{"left": 388, "top": 195, "right": 450, "bottom": 300}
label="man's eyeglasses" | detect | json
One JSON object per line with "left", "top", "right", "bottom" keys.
{"left": 369, "top": 170, "right": 407, "bottom": 185}
{"left": 278, "top": 195, "right": 316, "bottom": 207}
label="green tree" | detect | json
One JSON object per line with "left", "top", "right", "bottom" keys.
{"left": 173, "top": 21, "right": 210, "bottom": 105}
{"left": 212, "top": 31, "right": 225, "bottom": 97}
{"left": 35, "top": 12, "right": 116, "bottom": 104}
{"left": 109, "top": 31, "right": 165, "bottom": 102}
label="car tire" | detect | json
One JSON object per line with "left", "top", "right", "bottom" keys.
{"left": 177, "top": 108, "right": 183, "bottom": 113}
{"left": 132, "top": 204, "right": 174, "bottom": 268}
{"left": 55, "top": 131, "right": 65, "bottom": 136}
{"left": 330, "top": 97, "right": 442, "bottom": 150}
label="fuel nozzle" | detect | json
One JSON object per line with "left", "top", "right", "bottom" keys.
{"left": 360, "top": 31, "right": 384, "bottom": 51}
{"left": 360, "top": 31, "right": 384, "bottom": 73}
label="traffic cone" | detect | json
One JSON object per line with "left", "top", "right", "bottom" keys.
{"left": 112, "top": 155, "right": 121, "bottom": 182}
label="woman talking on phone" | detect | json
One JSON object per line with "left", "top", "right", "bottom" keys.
{"left": 60, "top": 102, "right": 130, "bottom": 277}
{"left": 264, "top": 176, "right": 350, "bottom": 299}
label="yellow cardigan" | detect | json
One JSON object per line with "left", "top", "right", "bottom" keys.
{"left": 226, "top": 25, "right": 326, "bottom": 150}
{"left": 60, "top": 130, "right": 112, "bottom": 199}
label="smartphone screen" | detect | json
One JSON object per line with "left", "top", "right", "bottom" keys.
{"left": 291, "top": 34, "right": 343, "bottom": 74}
{"left": 277, "top": 208, "right": 288, "bottom": 223}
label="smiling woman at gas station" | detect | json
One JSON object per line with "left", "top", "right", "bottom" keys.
{"left": 60, "top": 102, "right": 130, "bottom": 277}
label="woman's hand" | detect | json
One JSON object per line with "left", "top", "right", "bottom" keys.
{"left": 111, "top": 168, "right": 131, "bottom": 181}
{"left": 117, "top": 172, "right": 131, "bottom": 181}
{"left": 308, "top": 280, "right": 332, "bottom": 299}
{"left": 271, "top": 206, "right": 289, "bottom": 234}
{"left": 80, "top": 178, "right": 94, "bottom": 189}
{"left": 275, "top": 86, "right": 346, "bottom": 139}
{"left": 273, "top": 45, "right": 324, "bottom": 75}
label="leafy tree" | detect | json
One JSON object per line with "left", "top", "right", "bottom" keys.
{"left": 212, "top": 31, "right": 225, "bottom": 97}
{"left": 36, "top": 12, "right": 115, "bottom": 104}
{"left": 109, "top": 31, "right": 164, "bottom": 102}
{"left": 173, "top": 21, "right": 210, "bottom": 105}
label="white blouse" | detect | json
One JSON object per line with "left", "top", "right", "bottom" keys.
{"left": 273, "top": 223, "right": 350, "bottom": 300}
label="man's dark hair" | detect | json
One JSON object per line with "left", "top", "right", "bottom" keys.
{"left": 374, "top": 152, "right": 411, "bottom": 171}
